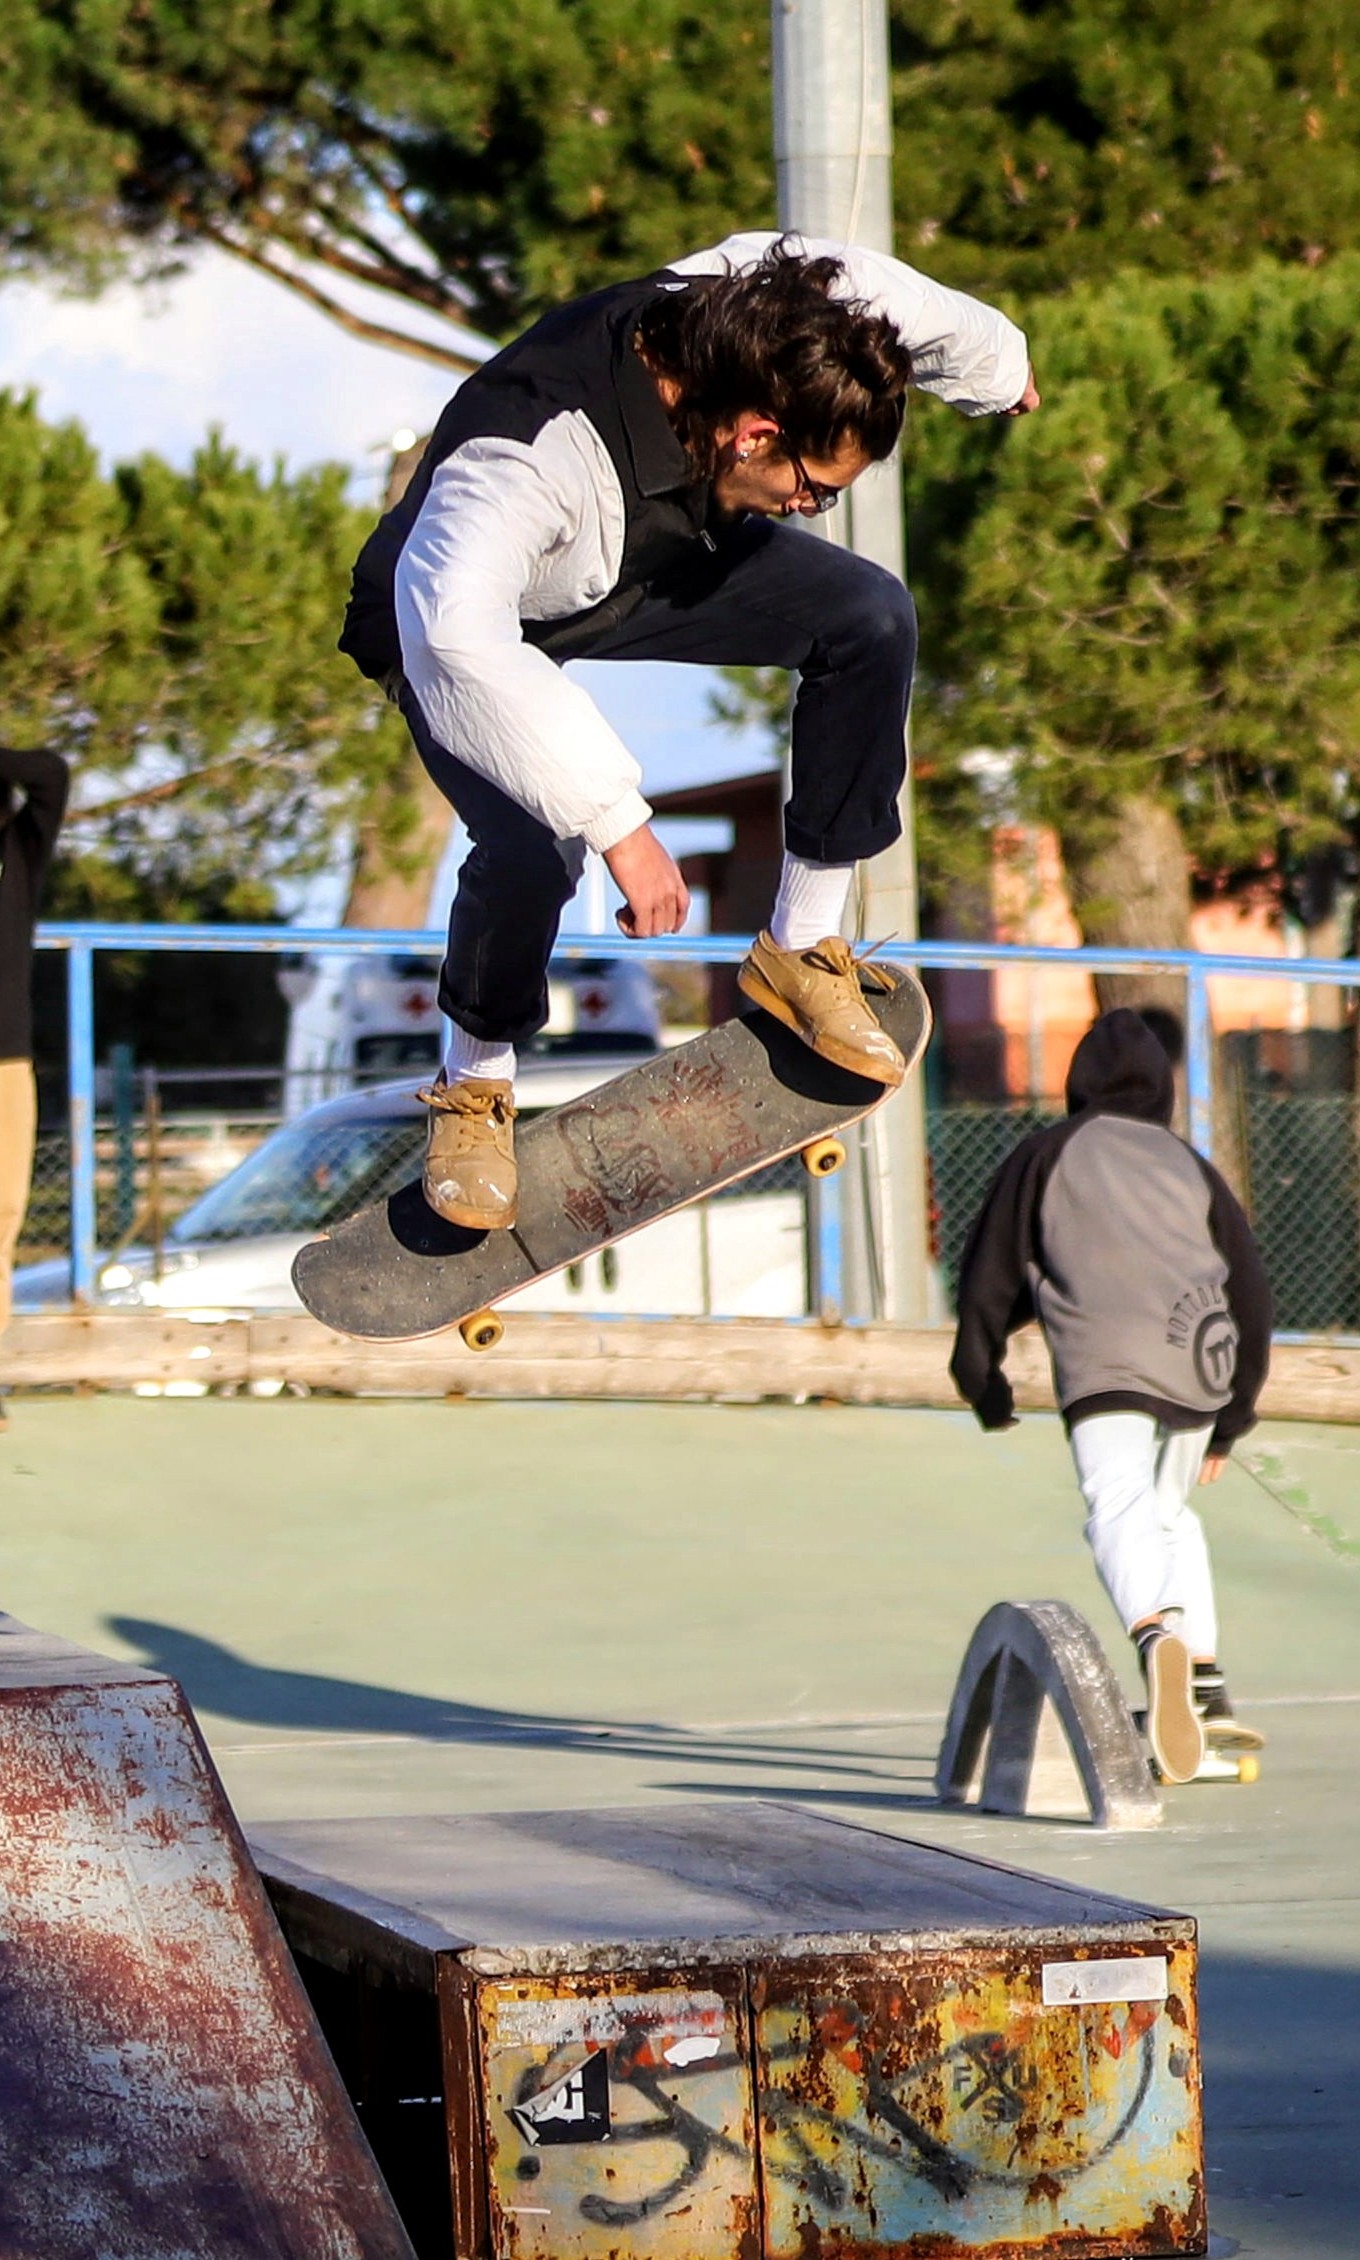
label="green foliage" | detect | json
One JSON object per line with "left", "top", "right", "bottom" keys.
{"left": 904, "top": 257, "right": 1360, "bottom": 878}
{"left": 3, "top": 2, "right": 1357, "bottom": 348}
{"left": 0, "top": 0, "right": 774, "bottom": 344}
{"left": 0, "top": 390, "right": 406, "bottom": 889}
{"left": 43, "top": 850, "right": 278, "bottom": 925}
{"left": 891, "top": 0, "right": 1360, "bottom": 297}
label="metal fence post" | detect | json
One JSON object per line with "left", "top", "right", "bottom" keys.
{"left": 1186, "top": 962, "right": 1213, "bottom": 1161}
{"left": 66, "top": 941, "right": 97, "bottom": 1303}
{"left": 110, "top": 1042, "right": 137, "bottom": 1240}
{"left": 809, "top": 1166, "right": 844, "bottom": 1326}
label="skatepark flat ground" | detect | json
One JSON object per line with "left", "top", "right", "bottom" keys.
{"left": 2, "top": 1393, "right": 1356, "bottom": 2258}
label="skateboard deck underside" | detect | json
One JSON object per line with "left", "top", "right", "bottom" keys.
{"left": 292, "top": 976, "right": 930, "bottom": 1341}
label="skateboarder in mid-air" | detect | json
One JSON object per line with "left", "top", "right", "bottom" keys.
{"left": 339, "top": 232, "right": 1038, "bottom": 1231}
{"left": 949, "top": 1010, "right": 1273, "bottom": 1785}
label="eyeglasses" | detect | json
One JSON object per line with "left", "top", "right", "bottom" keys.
{"left": 782, "top": 438, "right": 842, "bottom": 516}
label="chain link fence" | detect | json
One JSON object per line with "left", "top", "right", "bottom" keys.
{"left": 928, "top": 1086, "right": 1360, "bottom": 1334}
{"left": 19, "top": 1132, "right": 82, "bottom": 1267}
{"left": 15, "top": 1077, "right": 810, "bottom": 1290}
{"left": 1229, "top": 1087, "right": 1360, "bottom": 1333}
{"left": 17, "top": 1070, "right": 304, "bottom": 1271}
{"left": 21, "top": 1086, "right": 1360, "bottom": 1332}
{"left": 927, "top": 1106, "right": 1058, "bottom": 1305}
{"left": 21, "top": 934, "right": 1360, "bottom": 1335}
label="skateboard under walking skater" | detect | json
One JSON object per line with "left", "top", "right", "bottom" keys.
{"left": 291, "top": 964, "right": 931, "bottom": 1347}
{"left": 1196, "top": 1717, "right": 1266, "bottom": 1784}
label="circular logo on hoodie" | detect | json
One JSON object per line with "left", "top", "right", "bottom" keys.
{"left": 1193, "top": 1311, "right": 1238, "bottom": 1394}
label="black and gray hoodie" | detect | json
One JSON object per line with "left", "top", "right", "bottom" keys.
{"left": 949, "top": 1011, "right": 1272, "bottom": 1450}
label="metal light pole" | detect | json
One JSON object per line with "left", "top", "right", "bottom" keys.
{"left": 771, "top": 0, "right": 935, "bottom": 1324}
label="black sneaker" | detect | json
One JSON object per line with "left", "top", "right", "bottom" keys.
{"left": 1193, "top": 1663, "right": 1235, "bottom": 1724}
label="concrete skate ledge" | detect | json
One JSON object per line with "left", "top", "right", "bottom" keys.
{"left": 3, "top": 1309, "right": 1356, "bottom": 1422}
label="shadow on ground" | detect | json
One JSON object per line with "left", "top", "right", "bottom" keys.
{"left": 105, "top": 1615, "right": 940, "bottom": 1801}
{"left": 1198, "top": 1951, "right": 1359, "bottom": 2259}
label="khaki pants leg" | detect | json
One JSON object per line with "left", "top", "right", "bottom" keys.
{"left": 0, "top": 1059, "right": 38, "bottom": 1338}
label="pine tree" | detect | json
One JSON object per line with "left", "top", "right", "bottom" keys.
{"left": 0, "top": 391, "right": 410, "bottom": 894}
{"left": 905, "top": 257, "right": 1360, "bottom": 964}
{"left": 3, "top": 2, "right": 1356, "bottom": 362}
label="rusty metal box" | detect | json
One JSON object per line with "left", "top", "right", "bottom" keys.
{"left": 251, "top": 1802, "right": 1205, "bottom": 2260}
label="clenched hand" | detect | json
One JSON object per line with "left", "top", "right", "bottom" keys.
{"left": 604, "top": 822, "right": 691, "bottom": 939}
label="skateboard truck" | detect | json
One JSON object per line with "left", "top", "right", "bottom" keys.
{"left": 1191, "top": 1744, "right": 1261, "bottom": 1785}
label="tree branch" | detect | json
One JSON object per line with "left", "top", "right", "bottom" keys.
{"left": 68, "top": 750, "right": 292, "bottom": 821}
{"left": 284, "top": 220, "right": 462, "bottom": 322}
{"left": 196, "top": 221, "right": 481, "bottom": 374}
{"left": 299, "top": 195, "right": 469, "bottom": 321}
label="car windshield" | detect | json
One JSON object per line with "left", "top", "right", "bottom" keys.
{"left": 171, "top": 1113, "right": 422, "bottom": 1243}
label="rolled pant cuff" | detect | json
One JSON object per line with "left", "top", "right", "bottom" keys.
{"left": 439, "top": 1000, "right": 547, "bottom": 1047}
{"left": 783, "top": 815, "right": 903, "bottom": 866}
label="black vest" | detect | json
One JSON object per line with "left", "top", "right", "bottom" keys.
{"left": 339, "top": 276, "right": 712, "bottom": 685}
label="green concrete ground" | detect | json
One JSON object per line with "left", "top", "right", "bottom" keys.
{"left": 3, "top": 1396, "right": 1357, "bottom": 2258}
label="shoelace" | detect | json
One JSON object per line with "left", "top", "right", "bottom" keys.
{"left": 802, "top": 932, "right": 899, "bottom": 985}
{"left": 417, "top": 1083, "right": 518, "bottom": 1121}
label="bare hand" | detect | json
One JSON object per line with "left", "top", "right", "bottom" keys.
{"left": 1004, "top": 363, "right": 1041, "bottom": 415}
{"left": 604, "top": 822, "right": 691, "bottom": 939}
{"left": 1198, "top": 1455, "right": 1228, "bottom": 1486}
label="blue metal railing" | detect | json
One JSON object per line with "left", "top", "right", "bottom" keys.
{"left": 35, "top": 920, "right": 1360, "bottom": 1310}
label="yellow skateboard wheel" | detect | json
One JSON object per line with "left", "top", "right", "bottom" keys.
{"left": 1236, "top": 1753, "right": 1260, "bottom": 1785}
{"left": 802, "top": 1137, "right": 847, "bottom": 1177}
{"left": 459, "top": 1310, "right": 504, "bottom": 1353}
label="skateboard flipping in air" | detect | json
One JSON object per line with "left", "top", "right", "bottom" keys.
{"left": 292, "top": 961, "right": 931, "bottom": 1350}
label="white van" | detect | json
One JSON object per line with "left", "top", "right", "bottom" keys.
{"left": 279, "top": 952, "right": 663, "bottom": 1114}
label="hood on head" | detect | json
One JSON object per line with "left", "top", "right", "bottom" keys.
{"left": 1065, "top": 1008, "right": 1176, "bottom": 1125}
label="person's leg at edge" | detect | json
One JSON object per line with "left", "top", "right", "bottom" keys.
{"left": 0, "top": 1059, "right": 38, "bottom": 1427}
{"left": 1070, "top": 1411, "right": 1206, "bottom": 1783}
{"left": 399, "top": 684, "right": 583, "bottom": 1227}
{"left": 572, "top": 521, "right": 917, "bottom": 1085}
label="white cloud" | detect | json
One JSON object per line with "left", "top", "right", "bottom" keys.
{"left": 0, "top": 245, "right": 470, "bottom": 489}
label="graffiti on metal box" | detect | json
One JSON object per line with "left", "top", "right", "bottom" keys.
{"left": 485, "top": 1983, "right": 758, "bottom": 2258}
{"left": 483, "top": 1957, "right": 1204, "bottom": 2257}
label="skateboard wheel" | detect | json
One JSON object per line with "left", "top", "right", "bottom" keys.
{"left": 802, "top": 1137, "right": 847, "bottom": 1177}
{"left": 459, "top": 1310, "right": 504, "bottom": 1353}
{"left": 1236, "top": 1753, "right": 1261, "bottom": 1785}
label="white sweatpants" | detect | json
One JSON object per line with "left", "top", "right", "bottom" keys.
{"left": 1069, "top": 1412, "right": 1218, "bottom": 1659}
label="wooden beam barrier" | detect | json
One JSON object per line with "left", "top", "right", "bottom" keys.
{"left": 3, "top": 1311, "right": 1358, "bottom": 1421}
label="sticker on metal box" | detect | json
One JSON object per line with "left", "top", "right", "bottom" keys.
{"left": 1042, "top": 1955, "right": 1169, "bottom": 2006}
{"left": 492, "top": 1988, "right": 727, "bottom": 2048}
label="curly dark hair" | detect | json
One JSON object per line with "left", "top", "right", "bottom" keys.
{"left": 635, "top": 240, "right": 913, "bottom": 477}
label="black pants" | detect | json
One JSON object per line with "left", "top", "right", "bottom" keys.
{"left": 403, "top": 515, "right": 917, "bottom": 1043}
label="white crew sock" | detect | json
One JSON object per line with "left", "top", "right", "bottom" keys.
{"left": 443, "top": 1024, "right": 517, "bottom": 1086}
{"left": 768, "top": 853, "right": 856, "bottom": 952}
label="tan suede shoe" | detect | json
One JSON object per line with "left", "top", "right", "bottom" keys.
{"left": 417, "top": 1075, "right": 518, "bottom": 1229}
{"left": 1142, "top": 1630, "right": 1206, "bottom": 1785}
{"left": 737, "top": 931, "right": 907, "bottom": 1086}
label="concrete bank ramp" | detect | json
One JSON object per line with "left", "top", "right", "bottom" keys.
{"left": 0, "top": 1612, "right": 415, "bottom": 2260}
